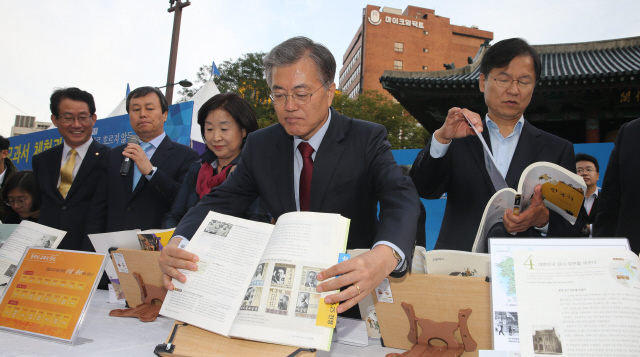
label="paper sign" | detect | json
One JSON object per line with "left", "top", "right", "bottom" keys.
{"left": 374, "top": 278, "right": 394, "bottom": 303}
{"left": 0, "top": 248, "right": 106, "bottom": 343}
{"left": 112, "top": 253, "right": 129, "bottom": 273}
{"left": 315, "top": 298, "right": 338, "bottom": 328}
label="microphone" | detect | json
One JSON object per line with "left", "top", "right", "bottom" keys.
{"left": 120, "top": 135, "right": 140, "bottom": 176}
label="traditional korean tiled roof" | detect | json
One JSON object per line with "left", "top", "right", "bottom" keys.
{"left": 380, "top": 36, "right": 640, "bottom": 87}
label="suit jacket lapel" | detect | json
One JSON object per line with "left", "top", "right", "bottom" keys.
{"left": 47, "top": 145, "right": 65, "bottom": 202}
{"left": 64, "top": 141, "right": 103, "bottom": 201}
{"left": 270, "top": 127, "right": 296, "bottom": 212}
{"left": 310, "top": 109, "right": 346, "bottom": 211}
{"left": 465, "top": 121, "right": 496, "bottom": 194}
{"left": 505, "top": 120, "right": 543, "bottom": 188}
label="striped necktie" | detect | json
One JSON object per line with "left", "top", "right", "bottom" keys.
{"left": 59, "top": 149, "right": 78, "bottom": 199}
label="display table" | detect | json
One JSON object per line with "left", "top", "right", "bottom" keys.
{"left": 2, "top": 290, "right": 405, "bottom": 357}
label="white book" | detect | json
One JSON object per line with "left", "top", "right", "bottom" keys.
{"left": 159, "top": 211, "right": 350, "bottom": 351}
{"left": 472, "top": 162, "right": 587, "bottom": 253}
{"left": 0, "top": 221, "right": 66, "bottom": 296}
{"left": 488, "top": 238, "right": 630, "bottom": 354}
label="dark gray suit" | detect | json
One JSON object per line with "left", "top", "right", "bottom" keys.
{"left": 86, "top": 135, "right": 198, "bottom": 234}
{"left": 174, "top": 108, "right": 421, "bottom": 271}
{"left": 410, "top": 119, "right": 580, "bottom": 252}
{"left": 594, "top": 118, "right": 640, "bottom": 254}
{"left": 33, "top": 140, "right": 109, "bottom": 251}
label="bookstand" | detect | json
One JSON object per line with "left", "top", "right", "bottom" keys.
{"left": 110, "top": 249, "right": 165, "bottom": 307}
{"left": 154, "top": 321, "right": 318, "bottom": 357}
{"left": 373, "top": 273, "right": 492, "bottom": 357}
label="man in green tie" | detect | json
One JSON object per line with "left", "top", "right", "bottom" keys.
{"left": 32, "top": 88, "right": 110, "bottom": 251}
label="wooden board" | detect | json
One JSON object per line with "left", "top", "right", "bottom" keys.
{"left": 111, "top": 249, "right": 164, "bottom": 307}
{"left": 157, "top": 321, "right": 317, "bottom": 357}
{"left": 373, "top": 273, "right": 492, "bottom": 357}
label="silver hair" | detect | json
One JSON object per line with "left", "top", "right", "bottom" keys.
{"left": 263, "top": 36, "right": 336, "bottom": 90}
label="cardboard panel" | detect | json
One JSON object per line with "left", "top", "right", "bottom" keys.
{"left": 374, "top": 273, "right": 492, "bottom": 357}
{"left": 111, "top": 249, "right": 164, "bottom": 307}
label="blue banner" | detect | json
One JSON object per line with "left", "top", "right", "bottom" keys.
{"left": 7, "top": 101, "right": 193, "bottom": 171}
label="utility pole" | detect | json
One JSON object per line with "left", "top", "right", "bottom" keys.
{"left": 165, "top": 0, "right": 191, "bottom": 104}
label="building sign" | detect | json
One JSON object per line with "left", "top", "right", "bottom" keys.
{"left": 385, "top": 16, "right": 424, "bottom": 29}
{"left": 369, "top": 9, "right": 424, "bottom": 28}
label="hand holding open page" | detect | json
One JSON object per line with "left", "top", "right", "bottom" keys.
{"left": 158, "top": 211, "right": 350, "bottom": 351}
{"left": 433, "top": 107, "right": 483, "bottom": 145}
{"left": 472, "top": 162, "right": 587, "bottom": 253}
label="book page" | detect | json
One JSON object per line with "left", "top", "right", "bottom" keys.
{"left": 472, "top": 188, "right": 516, "bottom": 253}
{"left": 423, "top": 249, "right": 490, "bottom": 277}
{"left": 160, "top": 212, "right": 274, "bottom": 336}
{"left": 228, "top": 211, "right": 349, "bottom": 351}
{"left": 0, "top": 221, "right": 66, "bottom": 296}
{"left": 514, "top": 249, "right": 640, "bottom": 357}
{"left": 488, "top": 238, "right": 631, "bottom": 354}
{"left": 518, "top": 162, "right": 586, "bottom": 224}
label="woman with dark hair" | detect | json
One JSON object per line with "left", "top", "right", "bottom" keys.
{"left": 163, "top": 93, "right": 270, "bottom": 228}
{"left": 2, "top": 170, "right": 40, "bottom": 223}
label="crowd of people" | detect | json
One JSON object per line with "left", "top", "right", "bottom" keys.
{"left": 1, "top": 36, "right": 638, "bottom": 315}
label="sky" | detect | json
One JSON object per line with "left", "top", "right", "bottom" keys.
{"left": 1, "top": 0, "right": 639, "bottom": 137}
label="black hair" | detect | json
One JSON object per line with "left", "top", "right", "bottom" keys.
{"left": 197, "top": 92, "right": 259, "bottom": 144}
{"left": 0, "top": 135, "right": 9, "bottom": 151}
{"left": 1, "top": 170, "right": 39, "bottom": 217}
{"left": 50, "top": 88, "right": 96, "bottom": 117}
{"left": 576, "top": 153, "right": 599, "bottom": 172}
{"left": 126, "top": 86, "right": 169, "bottom": 114}
{"left": 480, "top": 38, "right": 541, "bottom": 81}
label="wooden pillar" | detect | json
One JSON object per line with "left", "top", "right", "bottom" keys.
{"left": 585, "top": 116, "right": 599, "bottom": 143}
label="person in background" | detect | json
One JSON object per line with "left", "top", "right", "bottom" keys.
{"left": 163, "top": 92, "right": 270, "bottom": 228}
{"left": 2, "top": 171, "right": 39, "bottom": 223}
{"left": 32, "top": 87, "right": 108, "bottom": 251}
{"left": 0, "top": 135, "right": 18, "bottom": 221}
{"left": 575, "top": 153, "right": 599, "bottom": 237}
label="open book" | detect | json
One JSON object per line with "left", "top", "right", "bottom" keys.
{"left": 514, "top": 248, "right": 640, "bottom": 356}
{"left": 472, "top": 162, "right": 587, "bottom": 253}
{"left": 159, "top": 211, "right": 350, "bottom": 351}
{"left": 0, "top": 221, "right": 66, "bottom": 296}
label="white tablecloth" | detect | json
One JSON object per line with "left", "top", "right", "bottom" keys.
{"left": 2, "top": 290, "right": 405, "bottom": 357}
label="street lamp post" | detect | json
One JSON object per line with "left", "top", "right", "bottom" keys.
{"left": 165, "top": 0, "right": 191, "bottom": 104}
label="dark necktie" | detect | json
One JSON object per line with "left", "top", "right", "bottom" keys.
{"left": 298, "top": 142, "right": 314, "bottom": 211}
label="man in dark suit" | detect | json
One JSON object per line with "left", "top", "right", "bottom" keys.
{"left": 86, "top": 87, "right": 198, "bottom": 234}
{"left": 411, "top": 38, "right": 579, "bottom": 252}
{"left": 575, "top": 153, "right": 600, "bottom": 237}
{"left": 159, "top": 37, "right": 421, "bottom": 314}
{"left": 594, "top": 118, "right": 640, "bottom": 254}
{"left": 32, "top": 88, "right": 108, "bottom": 251}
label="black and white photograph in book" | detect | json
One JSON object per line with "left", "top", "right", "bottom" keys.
{"left": 36, "top": 234, "right": 57, "bottom": 249}
{"left": 494, "top": 311, "right": 519, "bottom": 337}
{"left": 532, "top": 325, "right": 563, "bottom": 355}
{"left": 203, "top": 220, "right": 233, "bottom": 237}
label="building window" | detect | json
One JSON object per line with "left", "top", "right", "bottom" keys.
{"left": 394, "top": 60, "right": 403, "bottom": 70}
{"left": 423, "top": 31, "right": 429, "bottom": 35}
{"left": 423, "top": 66, "right": 428, "bottom": 70}
{"left": 423, "top": 48, "right": 429, "bottom": 53}
{"left": 394, "top": 42, "right": 404, "bottom": 52}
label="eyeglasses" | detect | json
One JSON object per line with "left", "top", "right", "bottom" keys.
{"left": 269, "top": 82, "right": 329, "bottom": 106}
{"left": 577, "top": 168, "right": 596, "bottom": 174}
{"left": 57, "top": 114, "right": 93, "bottom": 124}
{"left": 490, "top": 75, "right": 535, "bottom": 90}
{"left": 4, "top": 197, "right": 31, "bottom": 207}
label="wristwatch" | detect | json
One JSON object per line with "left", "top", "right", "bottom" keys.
{"left": 147, "top": 166, "right": 157, "bottom": 176}
{"left": 391, "top": 248, "right": 402, "bottom": 266}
